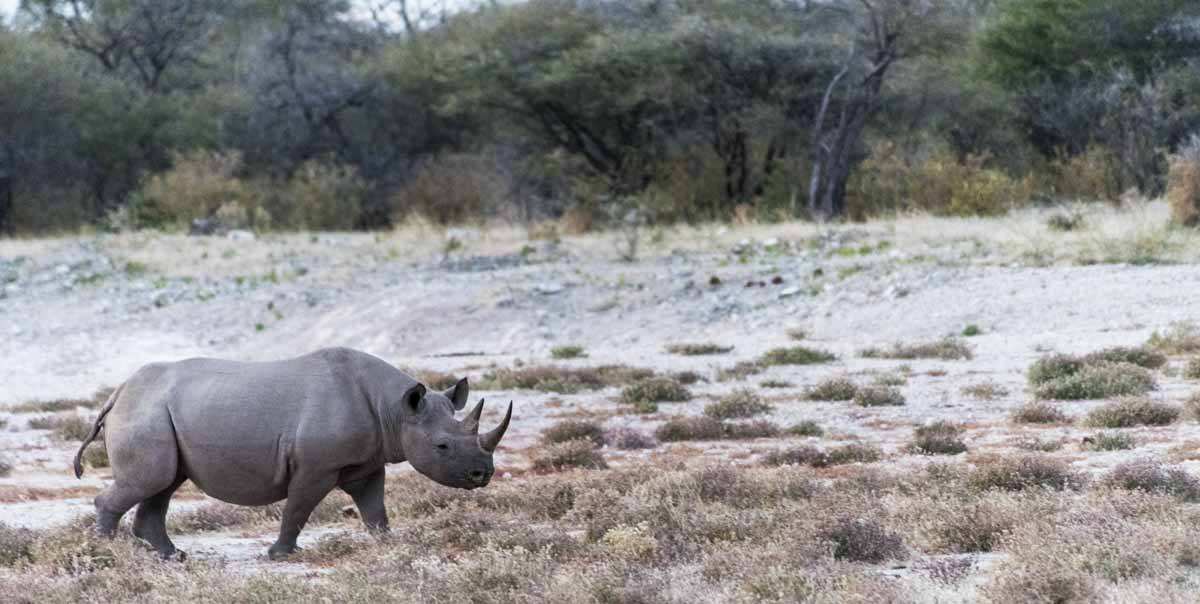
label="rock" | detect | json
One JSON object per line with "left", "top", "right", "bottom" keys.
{"left": 226, "top": 229, "right": 256, "bottom": 241}
{"left": 779, "top": 286, "right": 802, "bottom": 298}
{"left": 534, "top": 282, "right": 565, "bottom": 295}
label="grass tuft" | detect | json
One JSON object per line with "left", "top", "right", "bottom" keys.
{"left": 786, "top": 421, "right": 824, "bottom": 437}
{"left": 549, "top": 345, "right": 587, "bottom": 359}
{"left": 704, "top": 389, "right": 772, "bottom": 420}
{"left": 665, "top": 343, "right": 733, "bottom": 356}
{"left": 619, "top": 377, "right": 691, "bottom": 406}
{"left": 759, "top": 346, "right": 837, "bottom": 366}
{"left": 1011, "top": 402, "right": 1071, "bottom": 424}
{"left": 961, "top": 381, "right": 1008, "bottom": 400}
{"left": 909, "top": 422, "right": 967, "bottom": 455}
{"left": 1084, "top": 397, "right": 1179, "bottom": 428}
{"left": 803, "top": 377, "right": 858, "bottom": 401}
{"left": 854, "top": 385, "right": 905, "bottom": 407}
{"left": 861, "top": 338, "right": 972, "bottom": 360}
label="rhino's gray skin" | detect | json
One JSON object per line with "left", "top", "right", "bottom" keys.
{"left": 72, "top": 347, "right": 511, "bottom": 560}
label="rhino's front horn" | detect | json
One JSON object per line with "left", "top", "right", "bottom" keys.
{"left": 479, "top": 401, "right": 512, "bottom": 453}
{"left": 463, "top": 398, "right": 485, "bottom": 434}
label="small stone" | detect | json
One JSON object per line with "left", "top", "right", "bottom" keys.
{"left": 535, "top": 282, "right": 565, "bottom": 295}
{"left": 779, "top": 286, "right": 802, "bottom": 298}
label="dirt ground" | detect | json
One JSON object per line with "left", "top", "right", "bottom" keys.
{"left": 4, "top": 200, "right": 1200, "bottom": 598}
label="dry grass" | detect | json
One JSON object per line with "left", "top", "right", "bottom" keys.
{"left": 655, "top": 417, "right": 779, "bottom": 442}
{"left": 1011, "top": 402, "right": 1071, "bottom": 424}
{"left": 1084, "top": 397, "right": 1180, "bottom": 428}
{"left": 703, "top": 389, "right": 772, "bottom": 419}
{"left": 908, "top": 421, "right": 967, "bottom": 455}
{"left": 1168, "top": 150, "right": 1200, "bottom": 226}
{"left": 6, "top": 397, "right": 97, "bottom": 414}
{"left": 1147, "top": 321, "right": 1200, "bottom": 354}
{"left": 1101, "top": 459, "right": 1200, "bottom": 501}
{"left": 860, "top": 337, "right": 972, "bottom": 360}
{"left": 853, "top": 385, "right": 905, "bottom": 407}
{"left": 762, "top": 443, "right": 883, "bottom": 467}
{"left": 27, "top": 414, "right": 93, "bottom": 441}
{"left": 478, "top": 364, "right": 653, "bottom": 394}
{"left": 802, "top": 377, "right": 858, "bottom": 401}
{"left": 1184, "top": 357, "right": 1200, "bottom": 379}
{"left": 758, "top": 346, "right": 837, "bottom": 366}
{"left": 1081, "top": 346, "right": 1167, "bottom": 369}
{"left": 968, "top": 455, "right": 1077, "bottom": 492}
{"left": 664, "top": 342, "right": 733, "bottom": 356}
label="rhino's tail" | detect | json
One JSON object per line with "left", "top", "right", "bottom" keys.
{"left": 73, "top": 383, "right": 122, "bottom": 479}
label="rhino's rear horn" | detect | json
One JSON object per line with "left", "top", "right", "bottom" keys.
{"left": 463, "top": 398, "right": 485, "bottom": 434}
{"left": 479, "top": 401, "right": 512, "bottom": 453}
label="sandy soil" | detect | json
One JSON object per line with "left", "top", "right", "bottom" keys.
{"left": 3, "top": 200, "right": 1200, "bottom": 582}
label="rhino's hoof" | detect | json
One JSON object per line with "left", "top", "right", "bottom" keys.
{"left": 161, "top": 549, "right": 187, "bottom": 562}
{"left": 267, "top": 545, "right": 299, "bottom": 561}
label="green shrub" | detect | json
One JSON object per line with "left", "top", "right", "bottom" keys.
{"left": 1084, "top": 397, "right": 1179, "bottom": 428}
{"left": 961, "top": 324, "right": 982, "bottom": 337}
{"left": 530, "top": 440, "right": 608, "bottom": 472}
{"left": 619, "top": 377, "right": 691, "bottom": 405}
{"left": 760, "top": 379, "right": 793, "bottom": 389}
{"left": 279, "top": 159, "right": 366, "bottom": 230}
{"left": 1081, "top": 432, "right": 1136, "bottom": 451}
{"left": 665, "top": 343, "right": 733, "bottom": 356}
{"left": 704, "top": 390, "right": 772, "bottom": 420}
{"left": 786, "top": 421, "right": 823, "bottom": 437}
{"left": 541, "top": 420, "right": 605, "bottom": 446}
{"left": 655, "top": 417, "right": 724, "bottom": 442}
{"left": 803, "top": 377, "right": 858, "bottom": 401}
{"left": 909, "top": 422, "right": 967, "bottom": 455}
{"left": 1081, "top": 346, "right": 1166, "bottom": 370}
{"left": 550, "top": 345, "right": 587, "bottom": 359}
{"left": 860, "top": 338, "right": 972, "bottom": 360}
{"left": 758, "top": 346, "right": 837, "bottom": 366}
{"left": 0, "top": 524, "right": 35, "bottom": 567}
{"left": 1184, "top": 357, "right": 1200, "bottom": 379}
{"left": 1034, "top": 362, "right": 1156, "bottom": 400}
{"left": 1027, "top": 354, "right": 1086, "bottom": 385}
{"left": 968, "top": 455, "right": 1076, "bottom": 491}
{"left": 961, "top": 381, "right": 1008, "bottom": 400}
{"left": 1011, "top": 402, "right": 1070, "bottom": 424}
{"left": 722, "top": 420, "right": 781, "bottom": 439}
{"left": 133, "top": 150, "right": 263, "bottom": 229}
{"left": 854, "top": 386, "right": 905, "bottom": 407}
{"left": 1046, "top": 211, "right": 1085, "bottom": 232}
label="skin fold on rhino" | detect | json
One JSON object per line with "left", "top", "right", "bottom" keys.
{"left": 72, "top": 347, "right": 512, "bottom": 561}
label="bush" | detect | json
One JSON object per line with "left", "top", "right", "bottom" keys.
{"left": 602, "top": 427, "right": 656, "bottom": 450}
{"left": 1184, "top": 357, "right": 1200, "bottom": 380}
{"left": 665, "top": 343, "right": 733, "bottom": 356}
{"left": 717, "top": 361, "right": 764, "bottom": 381}
{"left": 278, "top": 160, "right": 366, "bottom": 230}
{"left": 786, "top": 421, "right": 824, "bottom": 437}
{"left": 722, "top": 420, "right": 780, "bottom": 439}
{"left": 530, "top": 440, "right": 608, "bottom": 472}
{"left": 704, "top": 390, "right": 772, "bottom": 420}
{"left": 1011, "top": 402, "right": 1070, "bottom": 424}
{"left": 549, "top": 345, "right": 587, "bottom": 359}
{"left": 0, "top": 524, "right": 35, "bottom": 567}
{"left": 1046, "top": 211, "right": 1085, "bottom": 232}
{"left": 968, "top": 456, "right": 1076, "bottom": 491}
{"left": 1027, "top": 354, "right": 1086, "bottom": 386}
{"left": 961, "top": 381, "right": 1008, "bottom": 400}
{"left": 909, "top": 422, "right": 967, "bottom": 455}
{"left": 0, "top": 454, "right": 11, "bottom": 478}
{"left": 132, "top": 150, "right": 262, "bottom": 229}
{"left": 391, "top": 153, "right": 505, "bottom": 224}
{"left": 803, "top": 377, "right": 858, "bottom": 401}
{"left": 1168, "top": 135, "right": 1200, "bottom": 226}
{"left": 479, "top": 364, "right": 652, "bottom": 394}
{"left": 854, "top": 386, "right": 905, "bottom": 407}
{"left": 758, "top": 346, "right": 836, "bottom": 366}
{"left": 1081, "top": 432, "right": 1136, "bottom": 451}
{"left": 820, "top": 518, "right": 906, "bottom": 563}
{"left": 655, "top": 417, "right": 777, "bottom": 442}
{"left": 1034, "top": 362, "right": 1156, "bottom": 400}
{"left": 1084, "top": 397, "right": 1179, "bottom": 428}
{"left": 1081, "top": 346, "right": 1166, "bottom": 369}
{"left": 8, "top": 398, "right": 96, "bottom": 413}
{"left": 763, "top": 443, "right": 882, "bottom": 467}
{"left": 1184, "top": 392, "right": 1200, "bottom": 422}
{"left": 760, "top": 379, "right": 793, "bottom": 389}
{"left": 861, "top": 338, "right": 973, "bottom": 360}
{"left": 619, "top": 377, "right": 691, "bottom": 405}
{"left": 1148, "top": 321, "right": 1200, "bottom": 354}
{"left": 1101, "top": 459, "right": 1200, "bottom": 501}
{"left": 541, "top": 420, "right": 605, "bottom": 446}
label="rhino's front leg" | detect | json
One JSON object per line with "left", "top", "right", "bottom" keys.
{"left": 340, "top": 467, "right": 389, "bottom": 533}
{"left": 268, "top": 472, "right": 338, "bottom": 561}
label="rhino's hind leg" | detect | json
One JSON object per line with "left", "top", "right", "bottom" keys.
{"left": 132, "top": 470, "right": 187, "bottom": 559}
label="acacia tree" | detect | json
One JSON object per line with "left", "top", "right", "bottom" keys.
{"left": 803, "top": 0, "right": 958, "bottom": 219}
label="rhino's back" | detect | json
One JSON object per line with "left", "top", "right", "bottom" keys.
{"left": 139, "top": 349, "right": 381, "bottom": 505}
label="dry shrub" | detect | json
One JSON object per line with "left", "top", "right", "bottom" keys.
{"left": 1167, "top": 136, "right": 1200, "bottom": 226}
{"left": 665, "top": 343, "right": 733, "bottom": 356}
{"left": 860, "top": 337, "right": 972, "bottom": 360}
{"left": 763, "top": 443, "right": 882, "bottom": 468}
{"left": 1028, "top": 353, "right": 1086, "bottom": 385}
{"left": 602, "top": 427, "right": 656, "bottom": 450}
{"left": 969, "top": 455, "right": 1077, "bottom": 492}
{"left": 1183, "top": 357, "right": 1200, "bottom": 379}
{"left": 1147, "top": 321, "right": 1200, "bottom": 354}
{"left": 29, "top": 414, "right": 92, "bottom": 441}
{"left": 854, "top": 385, "right": 905, "bottom": 407}
{"left": 279, "top": 160, "right": 367, "bottom": 230}
{"left": 531, "top": 440, "right": 608, "bottom": 473}
{"left": 1082, "top": 346, "right": 1167, "bottom": 369}
{"left": 0, "top": 454, "right": 11, "bottom": 478}
{"left": 900, "top": 492, "right": 1030, "bottom": 554}
{"left": 292, "top": 531, "right": 365, "bottom": 564}
{"left": 717, "top": 361, "right": 764, "bottom": 382}
{"left": 8, "top": 397, "right": 96, "bottom": 413}
{"left": 787, "top": 421, "right": 824, "bottom": 437}
{"left": 1101, "top": 460, "right": 1200, "bottom": 501}
{"left": 758, "top": 346, "right": 837, "bottom": 366}
{"left": 0, "top": 523, "right": 35, "bottom": 567}
{"left": 1046, "top": 211, "right": 1085, "bottom": 232}
{"left": 1034, "top": 362, "right": 1156, "bottom": 400}
{"left": 392, "top": 153, "right": 504, "bottom": 224}
{"left": 1085, "top": 397, "right": 1179, "bottom": 428}
{"left": 599, "top": 524, "right": 658, "bottom": 562}
{"left": 961, "top": 381, "right": 1008, "bottom": 400}
{"left": 1046, "top": 144, "right": 1119, "bottom": 202}
{"left": 1011, "top": 402, "right": 1071, "bottom": 424}
{"left": 619, "top": 376, "right": 690, "bottom": 405}
{"left": 541, "top": 419, "right": 605, "bottom": 446}
{"left": 479, "top": 364, "right": 651, "bottom": 394}
{"left": 820, "top": 517, "right": 906, "bottom": 563}
{"left": 704, "top": 389, "right": 772, "bottom": 420}
{"left": 909, "top": 421, "right": 967, "bottom": 455}
{"left": 1081, "top": 432, "right": 1136, "bottom": 451}
{"left": 133, "top": 150, "right": 262, "bottom": 229}
{"left": 723, "top": 420, "right": 780, "bottom": 439}
{"left": 655, "top": 417, "right": 777, "bottom": 442}
{"left": 1184, "top": 392, "right": 1200, "bottom": 422}
{"left": 803, "top": 377, "right": 858, "bottom": 401}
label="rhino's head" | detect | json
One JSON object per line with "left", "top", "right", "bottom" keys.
{"left": 398, "top": 378, "right": 511, "bottom": 490}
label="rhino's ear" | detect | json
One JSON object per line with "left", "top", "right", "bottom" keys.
{"left": 443, "top": 377, "right": 469, "bottom": 411}
{"left": 403, "top": 383, "right": 427, "bottom": 416}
